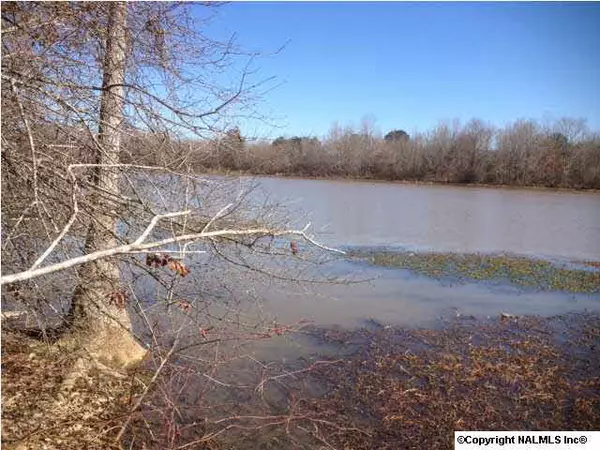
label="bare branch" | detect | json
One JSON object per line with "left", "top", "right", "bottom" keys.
{"left": 134, "top": 210, "right": 191, "bottom": 245}
{"left": 1, "top": 220, "right": 345, "bottom": 285}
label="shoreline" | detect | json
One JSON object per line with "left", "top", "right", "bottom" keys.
{"left": 4, "top": 294, "right": 598, "bottom": 448}
{"left": 199, "top": 168, "right": 600, "bottom": 194}
{"left": 223, "top": 311, "right": 600, "bottom": 448}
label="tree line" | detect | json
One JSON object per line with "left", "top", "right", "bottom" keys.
{"left": 155, "top": 118, "right": 600, "bottom": 189}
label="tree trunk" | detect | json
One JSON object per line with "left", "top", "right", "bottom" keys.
{"left": 65, "top": 2, "right": 145, "bottom": 369}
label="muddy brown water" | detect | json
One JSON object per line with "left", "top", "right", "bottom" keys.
{"left": 8, "top": 176, "right": 599, "bottom": 349}
{"left": 255, "top": 177, "right": 600, "bottom": 260}
{"left": 219, "top": 177, "right": 600, "bottom": 360}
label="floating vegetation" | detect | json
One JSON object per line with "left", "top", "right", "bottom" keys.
{"left": 348, "top": 250, "right": 600, "bottom": 293}
{"left": 293, "top": 313, "right": 600, "bottom": 449}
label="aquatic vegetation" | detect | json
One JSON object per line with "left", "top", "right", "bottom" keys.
{"left": 349, "top": 250, "right": 600, "bottom": 293}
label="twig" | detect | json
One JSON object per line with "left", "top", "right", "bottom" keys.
{"left": 29, "top": 168, "right": 81, "bottom": 270}
{"left": 134, "top": 211, "right": 191, "bottom": 245}
{"left": 201, "top": 203, "right": 233, "bottom": 233}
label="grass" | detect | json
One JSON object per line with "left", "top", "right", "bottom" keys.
{"left": 348, "top": 250, "right": 600, "bottom": 294}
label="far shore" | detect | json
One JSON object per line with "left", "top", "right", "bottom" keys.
{"left": 198, "top": 168, "right": 600, "bottom": 194}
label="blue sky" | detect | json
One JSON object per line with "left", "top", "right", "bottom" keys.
{"left": 201, "top": 2, "right": 600, "bottom": 139}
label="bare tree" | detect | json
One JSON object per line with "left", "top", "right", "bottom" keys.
{"left": 2, "top": 1, "right": 278, "bottom": 359}
{"left": 2, "top": 4, "right": 348, "bottom": 447}
{"left": 59, "top": 1, "right": 147, "bottom": 370}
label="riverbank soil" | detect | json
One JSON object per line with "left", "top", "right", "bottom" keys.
{"left": 3, "top": 248, "right": 599, "bottom": 450}
{"left": 1, "top": 330, "right": 137, "bottom": 450}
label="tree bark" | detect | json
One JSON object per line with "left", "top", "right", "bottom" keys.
{"left": 66, "top": 2, "right": 145, "bottom": 369}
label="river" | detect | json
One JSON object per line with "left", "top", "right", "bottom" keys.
{"left": 236, "top": 177, "right": 600, "bottom": 340}
{"left": 256, "top": 177, "right": 600, "bottom": 260}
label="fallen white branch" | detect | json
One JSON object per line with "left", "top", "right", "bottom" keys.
{"left": 128, "top": 250, "right": 207, "bottom": 255}
{"left": 1, "top": 221, "right": 345, "bottom": 286}
{"left": 26, "top": 161, "right": 208, "bottom": 271}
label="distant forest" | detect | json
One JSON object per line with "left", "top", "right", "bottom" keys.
{"left": 124, "top": 117, "right": 600, "bottom": 189}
